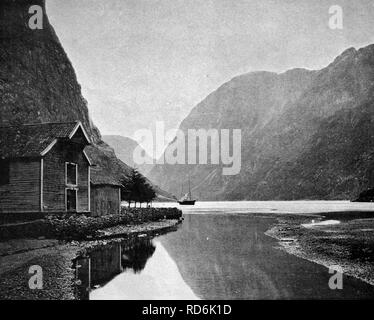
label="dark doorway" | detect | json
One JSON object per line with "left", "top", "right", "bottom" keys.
{"left": 66, "top": 188, "right": 77, "bottom": 211}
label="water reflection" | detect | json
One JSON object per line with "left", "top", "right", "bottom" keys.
{"left": 73, "top": 238, "right": 156, "bottom": 300}
{"left": 122, "top": 239, "right": 156, "bottom": 273}
{"left": 90, "top": 240, "right": 199, "bottom": 300}
{"left": 73, "top": 212, "right": 374, "bottom": 300}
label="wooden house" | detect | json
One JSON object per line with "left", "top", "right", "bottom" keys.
{"left": 0, "top": 121, "right": 91, "bottom": 214}
{"left": 90, "top": 167, "right": 121, "bottom": 217}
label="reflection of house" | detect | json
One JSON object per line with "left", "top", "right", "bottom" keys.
{"left": 74, "top": 242, "right": 122, "bottom": 299}
{"left": 0, "top": 122, "right": 91, "bottom": 213}
{"left": 73, "top": 239, "right": 156, "bottom": 299}
{"left": 90, "top": 167, "right": 121, "bottom": 217}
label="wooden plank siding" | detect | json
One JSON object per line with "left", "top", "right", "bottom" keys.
{"left": 0, "top": 122, "right": 91, "bottom": 216}
{"left": 0, "top": 159, "right": 41, "bottom": 212}
{"left": 43, "top": 140, "right": 89, "bottom": 212}
{"left": 90, "top": 185, "right": 120, "bottom": 217}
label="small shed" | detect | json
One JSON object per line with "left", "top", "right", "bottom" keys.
{"left": 0, "top": 121, "right": 91, "bottom": 214}
{"left": 90, "top": 168, "right": 121, "bottom": 217}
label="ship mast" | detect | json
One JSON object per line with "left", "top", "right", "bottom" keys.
{"left": 188, "top": 178, "right": 192, "bottom": 200}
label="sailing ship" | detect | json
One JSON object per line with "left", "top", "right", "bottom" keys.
{"left": 178, "top": 179, "right": 197, "bottom": 205}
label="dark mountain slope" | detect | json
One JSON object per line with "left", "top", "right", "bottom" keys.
{"left": 0, "top": 0, "right": 131, "bottom": 184}
{"left": 149, "top": 44, "right": 374, "bottom": 200}
{"left": 0, "top": 0, "right": 98, "bottom": 137}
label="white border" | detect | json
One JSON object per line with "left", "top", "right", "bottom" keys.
{"left": 40, "top": 122, "right": 91, "bottom": 157}
{"left": 88, "top": 166, "right": 91, "bottom": 212}
{"left": 40, "top": 139, "right": 57, "bottom": 156}
{"left": 83, "top": 150, "right": 92, "bottom": 166}
{"left": 40, "top": 158, "right": 44, "bottom": 212}
{"left": 118, "top": 187, "right": 121, "bottom": 214}
{"left": 69, "top": 121, "right": 91, "bottom": 144}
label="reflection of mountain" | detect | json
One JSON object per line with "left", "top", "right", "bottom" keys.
{"left": 158, "top": 214, "right": 374, "bottom": 299}
{"left": 159, "top": 214, "right": 276, "bottom": 299}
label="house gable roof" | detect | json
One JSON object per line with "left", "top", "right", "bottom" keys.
{"left": 0, "top": 121, "right": 91, "bottom": 159}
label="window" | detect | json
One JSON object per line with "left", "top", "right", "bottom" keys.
{"left": 65, "top": 162, "right": 77, "bottom": 186}
{"left": 0, "top": 159, "right": 10, "bottom": 185}
{"left": 66, "top": 188, "right": 77, "bottom": 211}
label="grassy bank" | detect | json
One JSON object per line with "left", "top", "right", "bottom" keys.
{"left": 266, "top": 211, "right": 374, "bottom": 286}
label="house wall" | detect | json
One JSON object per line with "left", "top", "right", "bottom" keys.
{"left": 90, "top": 185, "right": 120, "bottom": 217}
{"left": 0, "top": 159, "right": 40, "bottom": 213}
{"left": 43, "top": 141, "right": 89, "bottom": 212}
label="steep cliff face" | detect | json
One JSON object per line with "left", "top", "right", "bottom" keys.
{"left": 0, "top": 0, "right": 131, "bottom": 181}
{"left": 149, "top": 44, "right": 374, "bottom": 200}
{"left": 0, "top": 0, "right": 98, "bottom": 137}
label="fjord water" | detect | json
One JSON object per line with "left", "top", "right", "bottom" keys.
{"left": 89, "top": 201, "right": 374, "bottom": 300}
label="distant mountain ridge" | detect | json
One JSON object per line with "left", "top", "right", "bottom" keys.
{"left": 149, "top": 44, "right": 374, "bottom": 200}
{"left": 102, "top": 135, "right": 175, "bottom": 200}
{"left": 103, "top": 135, "right": 154, "bottom": 175}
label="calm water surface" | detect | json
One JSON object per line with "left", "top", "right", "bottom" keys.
{"left": 75, "top": 201, "right": 374, "bottom": 299}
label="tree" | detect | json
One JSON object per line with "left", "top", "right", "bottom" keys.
{"left": 120, "top": 169, "right": 156, "bottom": 207}
{"left": 142, "top": 180, "right": 156, "bottom": 206}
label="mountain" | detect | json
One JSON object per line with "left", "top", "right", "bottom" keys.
{"left": 149, "top": 44, "right": 374, "bottom": 200}
{"left": 0, "top": 0, "right": 132, "bottom": 184}
{"left": 102, "top": 135, "right": 175, "bottom": 200}
{"left": 1, "top": 0, "right": 94, "bottom": 137}
{"left": 103, "top": 135, "right": 154, "bottom": 176}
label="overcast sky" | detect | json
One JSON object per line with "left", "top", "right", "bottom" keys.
{"left": 47, "top": 0, "right": 374, "bottom": 156}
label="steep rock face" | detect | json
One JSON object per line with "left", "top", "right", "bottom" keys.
{"left": 0, "top": 0, "right": 131, "bottom": 182}
{"left": 0, "top": 0, "right": 98, "bottom": 138}
{"left": 149, "top": 44, "right": 374, "bottom": 200}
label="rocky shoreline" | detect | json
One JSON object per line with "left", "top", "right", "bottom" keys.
{"left": 265, "top": 211, "right": 374, "bottom": 287}
{"left": 0, "top": 209, "right": 182, "bottom": 300}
